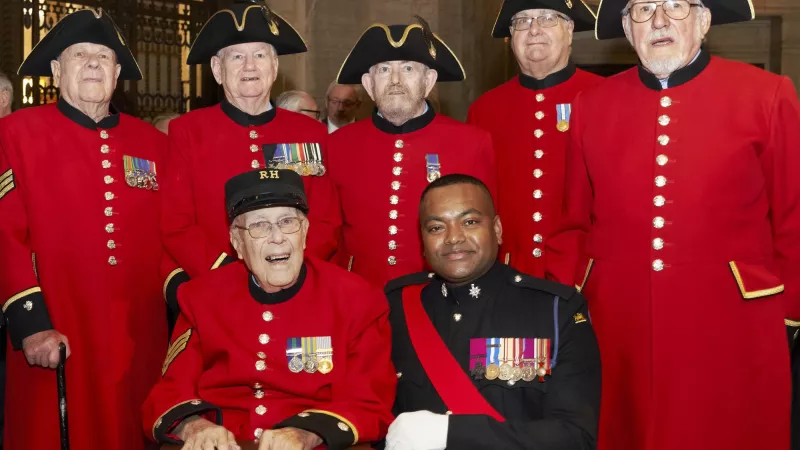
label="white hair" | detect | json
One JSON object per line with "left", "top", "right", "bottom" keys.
{"left": 0, "top": 71, "right": 12, "bottom": 97}
{"left": 275, "top": 90, "right": 312, "bottom": 112}
{"left": 216, "top": 43, "right": 277, "bottom": 59}
{"left": 325, "top": 81, "right": 363, "bottom": 103}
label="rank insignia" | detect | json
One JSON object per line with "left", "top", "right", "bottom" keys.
{"left": 425, "top": 154, "right": 441, "bottom": 183}
{"left": 286, "top": 336, "right": 333, "bottom": 374}
{"left": 556, "top": 104, "right": 571, "bottom": 132}
{"left": 573, "top": 312, "right": 587, "bottom": 324}
{"left": 123, "top": 155, "right": 158, "bottom": 190}
{"left": 0, "top": 169, "right": 15, "bottom": 200}
{"left": 162, "top": 329, "right": 192, "bottom": 376}
{"left": 267, "top": 143, "right": 326, "bottom": 177}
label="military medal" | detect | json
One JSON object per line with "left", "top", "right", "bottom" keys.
{"left": 484, "top": 337, "right": 501, "bottom": 380}
{"left": 485, "top": 364, "right": 500, "bottom": 380}
{"left": 533, "top": 338, "right": 552, "bottom": 382}
{"left": 288, "top": 355, "right": 304, "bottom": 373}
{"left": 318, "top": 358, "right": 333, "bottom": 374}
{"left": 316, "top": 337, "right": 334, "bottom": 374}
{"left": 498, "top": 338, "right": 513, "bottom": 381}
{"left": 556, "top": 104, "right": 571, "bottom": 132}
{"left": 304, "top": 357, "right": 318, "bottom": 373}
{"left": 425, "top": 154, "right": 441, "bottom": 183}
{"left": 511, "top": 367, "right": 523, "bottom": 382}
{"left": 286, "top": 338, "right": 304, "bottom": 372}
{"left": 521, "top": 362, "right": 536, "bottom": 382}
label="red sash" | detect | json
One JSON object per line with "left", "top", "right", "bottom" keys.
{"left": 402, "top": 284, "right": 506, "bottom": 421}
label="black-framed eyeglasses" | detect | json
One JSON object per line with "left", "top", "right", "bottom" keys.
{"left": 510, "top": 13, "right": 569, "bottom": 31}
{"left": 235, "top": 216, "right": 304, "bottom": 239}
{"left": 300, "top": 109, "right": 321, "bottom": 119}
{"left": 327, "top": 97, "right": 358, "bottom": 109}
{"left": 623, "top": 1, "right": 704, "bottom": 23}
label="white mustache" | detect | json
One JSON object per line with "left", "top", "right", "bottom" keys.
{"left": 647, "top": 28, "right": 676, "bottom": 42}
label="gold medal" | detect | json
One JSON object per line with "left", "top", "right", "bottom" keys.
{"left": 485, "top": 363, "right": 500, "bottom": 380}
{"left": 301, "top": 164, "right": 312, "bottom": 176}
{"left": 556, "top": 120, "right": 569, "bottom": 132}
{"left": 499, "top": 363, "right": 512, "bottom": 381}
{"left": 318, "top": 358, "right": 333, "bottom": 374}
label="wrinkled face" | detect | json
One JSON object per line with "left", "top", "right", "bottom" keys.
{"left": 51, "top": 43, "right": 121, "bottom": 105}
{"left": 510, "top": 9, "right": 574, "bottom": 67}
{"left": 230, "top": 206, "right": 309, "bottom": 292}
{"left": 326, "top": 84, "right": 360, "bottom": 124}
{"left": 421, "top": 184, "right": 502, "bottom": 285}
{"left": 211, "top": 42, "right": 278, "bottom": 100}
{"left": 361, "top": 61, "right": 436, "bottom": 119}
{"left": 623, "top": 1, "right": 711, "bottom": 76}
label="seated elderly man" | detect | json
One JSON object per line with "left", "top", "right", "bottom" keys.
{"left": 143, "top": 169, "right": 395, "bottom": 450}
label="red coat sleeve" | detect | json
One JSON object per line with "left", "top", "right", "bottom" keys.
{"left": 142, "top": 297, "right": 221, "bottom": 444}
{"left": 0, "top": 125, "right": 54, "bottom": 349}
{"left": 273, "top": 289, "right": 396, "bottom": 448}
{"left": 544, "top": 92, "right": 593, "bottom": 287}
{"left": 160, "top": 122, "right": 233, "bottom": 278}
{"left": 762, "top": 78, "right": 800, "bottom": 322}
{"left": 304, "top": 163, "right": 342, "bottom": 261}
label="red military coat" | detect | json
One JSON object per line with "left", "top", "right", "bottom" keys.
{"left": 468, "top": 63, "right": 602, "bottom": 277}
{"left": 546, "top": 52, "right": 800, "bottom": 450}
{"left": 161, "top": 101, "right": 338, "bottom": 281}
{"left": 142, "top": 258, "right": 396, "bottom": 449}
{"left": 0, "top": 99, "right": 170, "bottom": 450}
{"left": 326, "top": 106, "right": 497, "bottom": 287}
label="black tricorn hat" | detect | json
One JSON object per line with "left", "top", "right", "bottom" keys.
{"left": 595, "top": 0, "right": 755, "bottom": 40}
{"left": 187, "top": 0, "right": 307, "bottom": 64}
{"left": 17, "top": 7, "right": 141, "bottom": 80}
{"left": 336, "top": 17, "right": 466, "bottom": 84}
{"left": 225, "top": 169, "right": 309, "bottom": 220}
{"left": 492, "top": 0, "right": 598, "bottom": 36}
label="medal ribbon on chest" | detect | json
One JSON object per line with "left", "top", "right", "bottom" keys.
{"left": 123, "top": 155, "right": 158, "bottom": 190}
{"left": 425, "top": 153, "right": 441, "bottom": 182}
{"left": 556, "top": 104, "right": 571, "bottom": 132}
{"left": 532, "top": 338, "right": 552, "bottom": 382}
{"left": 286, "top": 336, "right": 333, "bottom": 374}
{"left": 271, "top": 143, "right": 326, "bottom": 176}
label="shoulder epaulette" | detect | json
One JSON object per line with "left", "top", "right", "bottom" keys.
{"left": 384, "top": 271, "right": 435, "bottom": 294}
{"left": 507, "top": 272, "right": 578, "bottom": 300}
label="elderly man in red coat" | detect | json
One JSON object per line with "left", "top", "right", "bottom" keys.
{"left": 161, "top": 0, "right": 339, "bottom": 302}
{"left": 326, "top": 17, "right": 498, "bottom": 288}
{"left": 0, "top": 8, "right": 172, "bottom": 450}
{"left": 546, "top": 1, "right": 800, "bottom": 449}
{"left": 467, "top": 0, "right": 602, "bottom": 277}
{"left": 143, "top": 169, "right": 395, "bottom": 449}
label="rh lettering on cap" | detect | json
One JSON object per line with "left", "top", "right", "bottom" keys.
{"left": 259, "top": 170, "right": 280, "bottom": 180}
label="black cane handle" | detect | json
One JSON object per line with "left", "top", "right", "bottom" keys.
{"left": 57, "top": 342, "right": 70, "bottom": 450}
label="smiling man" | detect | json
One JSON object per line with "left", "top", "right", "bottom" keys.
{"left": 383, "top": 174, "right": 600, "bottom": 450}
{"left": 0, "top": 8, "right": 174, "bottom": 450}
{"left": 467, "top": 0, "right": 602, "bottom": 277}
{"left": 160, "top": 0, "right": 339, "bottom": 305}
{"left": 545, "top": 1, "right": 800, "bottom": 449}
{"left": 144, "top": 168, "right": 395, "bottom": 449}
{"left": 325, "top": 18, "right": 497, "bottom": 288}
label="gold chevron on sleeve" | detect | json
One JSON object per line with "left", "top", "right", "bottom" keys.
{"left": 162, "top": 329, "right": 192, "bottom": 376}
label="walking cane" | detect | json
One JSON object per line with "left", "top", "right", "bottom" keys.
{"left": 57, "top": 342, "right": 70, "bottom": 450}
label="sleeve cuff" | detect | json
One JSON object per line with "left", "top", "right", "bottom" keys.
{"left": 211, "top": 252, "right": 237, "bottom": 270}
{"left": 786, "top": 319, "right": 800, "bottom": 327}
{"left": 274, "top": 409, "right": 358, "bottom": 450}
{"left": 445, "top": 414, "right": 489, "bottom": 449}
{"left": 152, "top": 399, "right": 221, "bottom": 444}
{"left": 163, "top": 268, "right": 190, "bottom": 313}
{"left": 2, "top": 287, "right": 53, "bottom": 350}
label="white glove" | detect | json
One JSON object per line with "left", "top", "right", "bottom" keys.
{"left": 385, "top": 410, "right": 449, "bottom": 450}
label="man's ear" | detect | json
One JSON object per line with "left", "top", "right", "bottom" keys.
{"left": 211, "top": 55, "right": 224, "bottom": 85}
{"left": 230, "top": 229, "right": 245, "bottom": 259}
{"left": 361, "top": 72, "right": 377, "bottom": 102}
{"left": 493, "top": 215, "right": 503, "bottom": 246}
{"left": 50, "top": 59, "right": 61, "bottom": 88}
{"left": 423, "top": 69, "right": 438, "bottom": 98}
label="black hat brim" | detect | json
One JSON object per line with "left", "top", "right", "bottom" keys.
{"left": 187, "top": 5, "right": 307, "bottom": 64}
{"left": 336, "top": 24, "right": 466, "bottom": 84}
{"left": 18, "top": 8, "right": 141, "bottom": 80}
{"left": 492, "top": 0, "right": 598, "bottom": 37}
{"left": 595, "top": 0, "right": 755, "bottom": 40}
{"left": 228, "top": 192, "right": 309, "bottom": 220}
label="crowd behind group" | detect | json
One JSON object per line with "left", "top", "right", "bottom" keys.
{"left": 1, "top": 0, "right": 799, "bottom": 449}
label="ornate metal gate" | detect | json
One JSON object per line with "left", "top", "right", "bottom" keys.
{"left": 0, "top": 0, "right": 225, "bottom": 120}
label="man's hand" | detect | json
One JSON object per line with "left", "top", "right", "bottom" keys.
{"left": 258, "top": 427, "right": 323, "bottom": 450}
{"left": 177, "top": 416, "right": 239, "bottom": 450}
{"left": 385, "top": 411, "right": 449, "bottom": 450}
{"left": 22, "top": 330, "right": 70, "bottom": 368}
